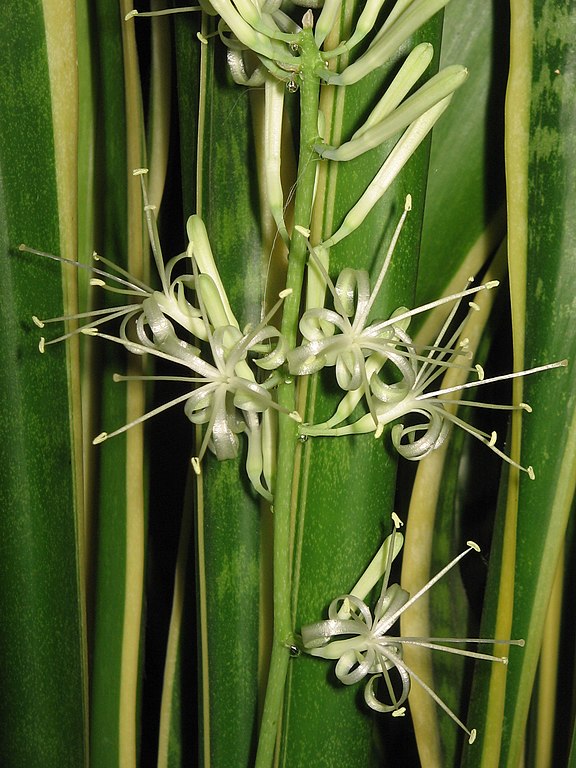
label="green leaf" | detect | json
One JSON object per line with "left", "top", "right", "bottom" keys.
{"left": 0, "top": 1, "right": 86, "bottom": 765}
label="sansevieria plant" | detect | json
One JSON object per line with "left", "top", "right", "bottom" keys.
{"left": 1, "top": 0, "right": 574, "bottom": 767}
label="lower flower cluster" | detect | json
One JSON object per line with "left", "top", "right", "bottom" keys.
{"left": 299, "top": 515, "right": 525, "bottom": 743}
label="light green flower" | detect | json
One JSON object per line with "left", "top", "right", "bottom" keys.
{"left": 300, "top": 516, "right": 524, "bottom": 744}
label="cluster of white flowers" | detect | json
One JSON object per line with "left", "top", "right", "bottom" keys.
{"left": 26, "top": 177, "right": 564, "bottom": 501}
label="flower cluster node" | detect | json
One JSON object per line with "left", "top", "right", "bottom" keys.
{"left": 299, "top": 518, "right": 524, "bottom": 742}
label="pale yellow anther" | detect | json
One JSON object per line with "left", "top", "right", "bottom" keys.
{"left": 295, "top": 225, "right": 311, "bottom": 238}
{"left": 197, "top": 32, "right": 208, "bottom": 44}
{"left": 468, "top": 729, "right": 477, "bottom": 745}
{"left": 32, "top": 316, "right": 44, "bottom": 328}
{"left": 404, "top": 194, "right": 412, "bottom": 212}
{"left": 392, "top": 512, "right": 403, "bottom": 528}
{"left": 475, "top": 364, "right": 485, "bottom": 380}
{"left": 90, "top": 278, "right": 106, "bottom": 287}
{"left": 39, "top": 338, "right": 46, "bottom": 353}
{"left": 469, "top": 301, "right": 480, "bottom": 311}
{"left": 124, "top": 9, "right": 138, "bottom": 20}
{"left": 81, "top": 328, "right": 99, "bottom": 337}
{"left": 93, "top": 432, "right": 108, "bottom": 445}
{"left": 466, "top": 540, "right": 481, "bottom": 552}
{"left": 290, "top": 411, "right": 303, "bottom": 423}
{"left": 520, "top": 402, "right": 533, "bottom": 412}
{"left": 485, "top": 280, "right": 499, "bottom": 289}
{"left": 191, "top": 457, "right": 201, "bottom": 475}
{"left": 132, "top": 167, "right": 148, "bottom": 176}
{"left": 528, "top": 466, "right": 536, "bottom": 480}
{"left": 279, "top": 288, "right": 293, "bottom": 299}
{"left": 392, "top": 707, "right": 406, "bottom": 718}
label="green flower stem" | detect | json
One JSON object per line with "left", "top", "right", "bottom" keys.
{"left": 255, "top": 23, "right": 322, "bottom": 768}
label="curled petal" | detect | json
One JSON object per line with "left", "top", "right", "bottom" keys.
{"left": 241, "top": 411, "right": 273, "bottom": 502}
{"left": 373, "top": 584, "right": 409, "bottom": 627}
{"left": 226, "top": 48, "right": 267, "bottom": 86}
{"left": 391, "top": 408, "right": 452, "bottom": 460}
{"left": 299, "top": 307, "right": 348, "bottom": 341}
{"left": 209, "top": 389, "right": 241, "bottom": 461}
{"left": 328, "top": 594, "right": 374, "bottom": 626}
{"left": 335, "top": 348, "right": 365, "bottom": 391}
{"left": 363, "top": 660, "right": 411, "bottom": 713}
{"left": 335, "top": 268, "right": 371, "bottom": 319}
{"left": 253, "top": 330, "right": 288, "bottom": 370}
{"left": 183, "top": 383, "right": 220, "bottom": 422}
{"left": 335, "top": 647, "right": 376, "bottom": 685}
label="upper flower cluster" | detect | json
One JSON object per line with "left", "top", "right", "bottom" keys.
{"left": 291, "top": 198, "right": 567, "bottom": 478}
{"left": 24, "top": 179, "right": 566, "bottom": 498}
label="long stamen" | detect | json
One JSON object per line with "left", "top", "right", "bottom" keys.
{"left": 421, "top": 359, "right": 568, "bottom": 400}
{"left": 381, "top": 648, "right": 477, "bottom": 744}
{"left": 19, "top": 244, "right": 151, "bottom": 294}
{"left": 93, "top": 388, "right": 202, "bottom": 445}
{"left": 354, "top": 195, "right": 411, "bottom": 330}
{"left": 376, "top": 542, "right": 480, "bottom": 634}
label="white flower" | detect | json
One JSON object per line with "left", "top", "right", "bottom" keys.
{"left": 299, "top": 516, "right": 524, "bottom": 744}
{"left": 22, "top": 169, "right": 207, "bottom": 354}
{"left": 90, "top": 273, "right": 298, "bottom": 500}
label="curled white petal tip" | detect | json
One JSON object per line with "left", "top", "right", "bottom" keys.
{"left": 528, "top": 466, "right": 536, "bottom": 480}
{"left": 468, "top": 729, "right": 477, "bottom": 745}
{"left": 132, "top": 167, "right": 149, "bottom": 176}
{"left": 38, "top": 338, "right": 46, "bottom": 354}
{"left": 32, "top": 315, "right": 44, "bottom": 328}
{"left": 520, "top": 402, "right": 533, "bottom": 412}
{"left": 295, "top": 225, "right": 311, "bottom": 237}
{"left": 93, "top": 432, "right": 108, "bottom": 445}
{"left": 392, "top": 707, "right": 406, "bottom": 718}
{"left": 467, "top": 540, "right": 481, "bottom": 552}
{"left": 279, "top": 288, "right": 293, "bottom": 298}
{"left": 124, "top": 9, "right": 138, "bottom": 20}
{"left": 191, "top": 457, "right": 202, "bottom": 475}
